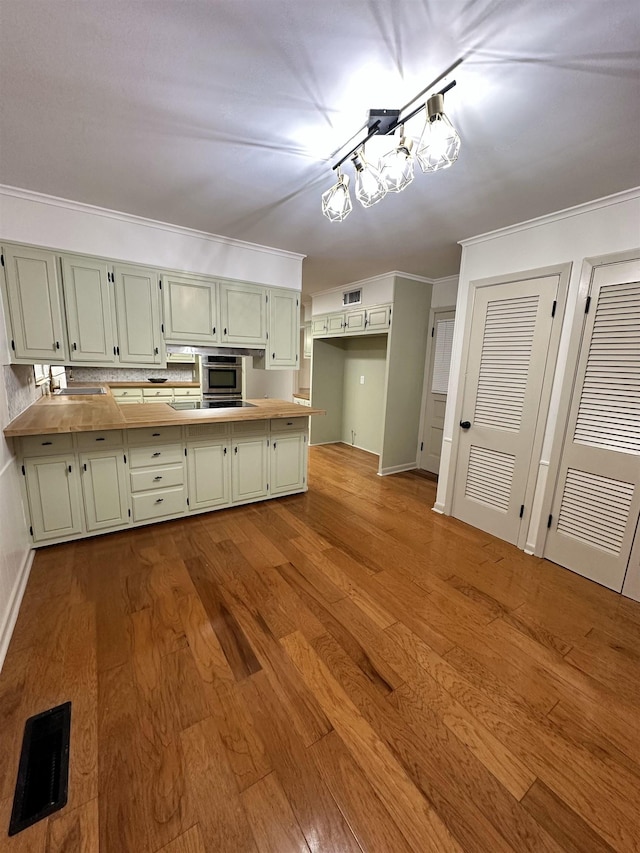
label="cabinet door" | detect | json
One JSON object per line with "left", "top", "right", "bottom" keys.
{"left": 267, "top": 288, "right": 299, "bottom": 369}
{"left": 312, "top": 316, "right": 328, "bottom": 336}
{"left": 80, "top": 449, "right": 129, "bottom": 532}
{"left": 219, "top": 282, "right": 267, "bottom": 345}
{"left": 366, "top": 304, "right": 391, "bottom": 331}
{"left": 327, "top": 313, "right": 346, "bottom": 335}
{"left": 187, "top": 441, "right": 230, "bottom": 509}
{"left": 345, "top": 308, "right": 366, "bottom": 333}
{"left": 231, "top": 436, "right": 268, "bottom": 502}
{"left": 24, "top": 455, "right": 83, "bottom": 542}
{"left": 271, "top": 433, "right": 306, "bottom": 495}
{"left": 303, "top": 322, "right": 312, "bottom": 358}
{"left": 162, "top": 273, "right": 219, "bottom": 344}
{"left": 114, "top": 264, "right": 163, "bottom": 364}
{"left": 2, "top": 244, "right": 67, "bottom": 361}
{"left": 61, "top": 254, "right": 117, "bottom": 363}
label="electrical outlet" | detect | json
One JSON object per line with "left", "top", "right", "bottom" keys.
{"left": 360, "top": 375, "right": 365, "bottom": 384}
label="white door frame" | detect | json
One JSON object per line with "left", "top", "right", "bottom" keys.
{"left": 534, "top": 248, "right": 640, "bottom": 558}
{"left": 416, "top": 304, "right": 456, "bottom": 472}
{"left": 444, "top": 262, "right": 571, "bottom": 550}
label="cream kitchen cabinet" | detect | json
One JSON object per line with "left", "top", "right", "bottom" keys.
{"left": 303, "top": 321, "right": 312, "bottom": 358}
{"left": 312, "top": 303, "right": 392, "bottom": 338}
{"left": 344, "top": 308, "right": 366, "bottom": 333}
{"left": 312, "top": 316, "right": 328, "bottom": 336}
{"left": 80, "top": 448, "right": 130, "bottom": 532}
{"left": 162, "top": 272, "right": 219, "bottom": 345}
{"left": 186, "top": 439, "right": 230, "bottom": 510}
{"left": 267, "top": 288, "right": 299, "bottom": 368}
{"left": 365, "top": 303, "right": 392, "bottom": 331}
{"left": 327, "top": 312, "right": 347, "bottom": 335}
{"left": 1, "top": 244, "right": 67, "bottom": 362}
{"left": 61, "top": 254, "right": 117, "bottom": 364}
{"left": 114, "top": 264, "right": 163, "bottom": 365}
{"left": 219, "top": 281, "right": 267, "bottom": 346}
{"left": 231, "top": 435, "right": 269, "bottom": 502}
{"left": 23, "top": 454, "right": 83, "bottom": 542}
{"left": 111, "top": 388, "right": 144, "bottom": 404}
{"left": 271, "top": 431, "right": 306, "bottom": 495}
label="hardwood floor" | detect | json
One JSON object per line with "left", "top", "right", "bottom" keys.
{"left": 1, "top": 443, "right": 640, "bottom": 852}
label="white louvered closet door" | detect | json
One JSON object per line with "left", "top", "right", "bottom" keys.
{"left": 452, "top": 276, "right": 559, "bottom": 543}
{"left": 545, "top": 259, "right": 640, "bottom": 591}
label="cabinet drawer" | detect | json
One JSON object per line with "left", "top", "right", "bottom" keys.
{"left": 129, "top": 443, "right": 184, "bottom": 468}
{"left": 76, "top": 430, "right": 123, "bottom": 451}
{"left": 142, "top": 386, "right": 174, "bottom": 399}
{"left": 131, "top": 486, "right": 186, "bottom": 522}
{"left": 173, "top": 395, "right": 202, "bottom": 404}
{"left": 130, "top": 464, "right": 184, "bottom": 493}
{"left": 186, "top": 422, "right": 229, "bottom": 440}
{"left": 111, "top": 388, "right": 143, "bottom": 402}
{"left": 21, "top": 433, "right": 74, "bottom": 456}
{"left": 172, "top": 387, "right": 200, "bottom": 397}
{"left": 270, "top": 417, "right": 308, "bottom": 432}
{"left": 127, "top": 426, "right": 182, "bottom": 445}
{"left": 231, "top": 419, "right": 269, "bottom": 435}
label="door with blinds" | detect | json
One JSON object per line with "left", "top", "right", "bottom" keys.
{"left": 420, "top": 309, "right": 455, "bottom": 474}
{"left": 452, "top": 275, "right": 559, "bottom": 544}
{"left": 545, "top": 258, "right": 640, "bottom": 591}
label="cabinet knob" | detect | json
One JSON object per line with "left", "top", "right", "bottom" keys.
{"left": 154, "top": 347, "right": 159, "bottom": 355}
{"left": 224, "top": 328, "right": 228, "bottom": 335}
{"left": 55, "top": 341, "right": 60, "bottom": 349}
{"left": 72, "top": 342, "right": 77, "bottom": 351}
{"left": 213, "top": 326, "right": 216, "bottom": 334}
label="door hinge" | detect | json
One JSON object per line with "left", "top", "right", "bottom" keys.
{"left": 551, "top": 300, "right": 557, "bottom": 317}
{"left": 267, "top": 439, "right": 269, "bottom": 447}
{"left": 161, "top": 323, "right": 164, "bottom": 333}
{"left": 0, "top": 253, "right": 4, "bottom": 267}
{"left": 159, "top": 280, "right": 162, "bottom": 290}
{"left": 519, "top": 504, "right": 525, "bottom": 518}
{"left": 296, "top": 298, "right": 299, "bottom": 307}
{"left": 21, "top": 464, "right": 25, "bottom": 476}
{"left": 29, "top": 525, "right": 33, "bottom": 536}
{"left": 11, "top": 339, "right": 15, "bottom": 351}
{"left": 184, "top": 448, "right": 187, "bottom": 456}
{"left": 186, "top": 497, "right": 190, "bottom": 506}
{"left": 585, "top": 295, "right": 591, "bottom": 314}
{"left": 266, "top": 330, "right": 269, "bottom": 340}
{"left": 265, "top": 294, "right": 268, "bottom": 302}
{"left": 420, "top": 441, "right": 424, "bottom": 451}
{"left": 83, "top": 463, "right": 87, "bottom": 471}
{"left": 123, "top": 453, "right": 127, "bottom": 463}
{"left": 431, "top": 327, "right": 434, "bottom": 337}
{"left": 266, "top": 483, "right": 269, "bottom": 490}
{"left": 547, "top": 514, "right": 553, "bottom": 529}
{"left": 128, "top": 508, "right": 131, "bottom": 517}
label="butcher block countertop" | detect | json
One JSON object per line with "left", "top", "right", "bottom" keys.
{"left": 102, "top": 380, "right": 201, "bottom": 388}
{"left": 4, "top": 391, "right": 324, "bottom": 437}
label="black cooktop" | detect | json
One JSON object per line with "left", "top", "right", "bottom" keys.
{"left": 170, "top": 399, "right": 256, "bottom": 410}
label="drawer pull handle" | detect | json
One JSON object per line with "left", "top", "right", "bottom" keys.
{"left": 41, "top": 441, "right": 53, "bottom": 446}
{"left": 287, "top": 421, "right": 293, "bottom": 425}
{"left": 153, "top": 476, "right": 163, "bottom": 481}
{"left": 152, "top": 452, "right": 161, "bottom": 457}
{"left": 155, "top": 498, "right": 164, "bottom": 503}
{"left": 152, "top": 433, "right": 160, "bottom": 437}
{"left": 96, "top": 437, "right": 105, "bottom": 441}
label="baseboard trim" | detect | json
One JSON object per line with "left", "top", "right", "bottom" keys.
{"left": 0, "top": 548, "right": 34, "bottom": 673}
{"left": 432, "top": 502, "right": 445, "bottom": 514}
{"left": 377, "top": 463, "right": 417, "bottom": 477}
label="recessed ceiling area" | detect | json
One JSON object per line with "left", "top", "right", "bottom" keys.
{"left": 0, "top": 0, "right": 639, "bottom": 294}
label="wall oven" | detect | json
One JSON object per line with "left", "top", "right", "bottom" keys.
{"left": 200, "top": 355, "right": 243, "bottom": 399}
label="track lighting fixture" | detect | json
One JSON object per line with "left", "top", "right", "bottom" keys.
{"left": 321, "top": 58, "right": 463, "bottom": 222}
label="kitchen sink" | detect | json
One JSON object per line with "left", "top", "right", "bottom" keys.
{"left": 53, "top": 387, "right": 106, "bottom": 395}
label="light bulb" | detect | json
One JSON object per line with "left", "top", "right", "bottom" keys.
{"left": 380, "top": 131, "right": 414, "bottom": 193}
{"left": 352, "top": 149, "right": 387, "bottom": 207}
{"left": 417, "top": 93, "right": 460, "bottom": 173}
{"left": 321, "top": 172, "right": 352, "bottom": 222}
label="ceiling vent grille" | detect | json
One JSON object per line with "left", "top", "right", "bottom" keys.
{"left": 343, "top": 289, "right": 362, "bottom": 306}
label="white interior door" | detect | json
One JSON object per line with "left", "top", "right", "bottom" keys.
{"left": 419, "top": 309, "right": 455, "bottom": 474}
{"left": 452, "top": 275, "right": 559, "bottom": 544}
{"left": 544, "top": 258, "right": 640, "bottom": 592}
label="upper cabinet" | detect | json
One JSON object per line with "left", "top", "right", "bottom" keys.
{"left": 162, "top": 272, "right": 219, "bottom": 345}
{"left": 1, "top": 244, "right": 67, "bottom": 362}
{"left": 114, "top": 264, "right": 163, "bottom": 364}
{"left": 219, "top": 281, "right": 267, "bottom": 346}
{"left": 303, "top": 321, "right": 312, "bottom": 359}
{"left": 267, "top": 288, "right": 299, "bottom": 368}
{"left": 312, "top": 303, "right": 392, "bottom": 338}
{"left": 61, "top": 254, "right": 116, "bottom": 364}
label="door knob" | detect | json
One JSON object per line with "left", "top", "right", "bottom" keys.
{"left": 460, "top": 420, "right": 471, "bottom": 430}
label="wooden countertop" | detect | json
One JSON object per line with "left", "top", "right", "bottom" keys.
{"left": 294, "top": 388, "right": 310, "bottom": 400}
{"left": 69, "top": 380, "right": 201, "bottom": 388}
{"left": 4, "top": 391, "right": 324, "bottom": 437}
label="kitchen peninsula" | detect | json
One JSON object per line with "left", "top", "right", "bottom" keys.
{"left": 4, "top": 388, "right": 323, "bottom": 546}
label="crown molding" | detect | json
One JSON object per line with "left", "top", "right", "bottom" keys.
{"left": 459, "top": 187, "right": 640, "bottom": 248}
{"left": 314, "top": 270, "right": 436, "bottom": 297}
{"left": 0, "top": 185, "right": 306, "bottom": 261}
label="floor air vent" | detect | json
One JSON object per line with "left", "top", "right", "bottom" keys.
{"left": 8, "top": 702, "right": 71, "bottom": 836}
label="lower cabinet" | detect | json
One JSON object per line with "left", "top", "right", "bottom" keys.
{"left": 271, "top": 433, "right": 306, "bottom": 495}
{"left": 232, "top": 436, "right": 269, "bottom": 502}
{"left": 80, "top": 449, "right": 130, "bottom": 532}
{"left": 187, "top": 440, "right": 230, "bottom": 510}
{"left": 19, "top": 417, "right": 309, "bottom": 545}
{"left": 24, "top": 455, "right": 83, "bottom": 542}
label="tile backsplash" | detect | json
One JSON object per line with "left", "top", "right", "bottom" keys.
{"left": 69, "top": 366, "right": 196, "bottom": 383}
{"left": 4, "top": 365, "right": 37, "bottom": 421}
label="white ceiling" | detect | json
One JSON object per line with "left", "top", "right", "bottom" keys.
{"left": 1, "top": 1, "right": 639, "bottom": 294}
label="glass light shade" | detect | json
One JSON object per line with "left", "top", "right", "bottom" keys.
{"left": 417, "top": 112, "right": 461, "bottom": 173}
{"left": 321, "top": 173, "right": 352, "bottom": 222}
{"left": 353, "top": 152, "right": 387, "bottom": 207}
{"left": 380, "top": 142, "right": 414, "bottom": 193}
